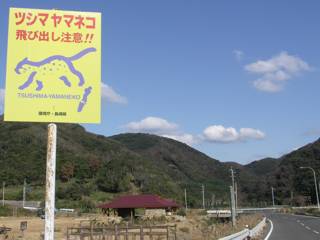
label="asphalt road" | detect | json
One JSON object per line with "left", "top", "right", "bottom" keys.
{"left": 266, "top": 213, "right": 320, "bottom": 240}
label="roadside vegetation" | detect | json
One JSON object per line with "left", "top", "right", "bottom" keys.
{"left": 0, "top": 209, "right": 263, "bottom": 240}
{"left": 177, "top": 210, "right": 263, "bottom": 240}
{"left": 291, "top": 207, "right": 320, "bottom": 217}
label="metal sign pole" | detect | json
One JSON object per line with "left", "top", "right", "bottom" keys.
{"left": 45, "top": 124, "right": 57, "bottom": 240}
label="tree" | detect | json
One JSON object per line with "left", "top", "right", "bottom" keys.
{"left": 60, "top": 162, "right": 75, "bottom": 182}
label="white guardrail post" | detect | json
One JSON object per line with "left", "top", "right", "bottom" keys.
{"left": 219, "top": 217, "right": 267, "bottom": 240}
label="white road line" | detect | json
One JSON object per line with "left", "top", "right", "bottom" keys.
{"left": 264, "top": 219, "right": 273, "bottom": 240}
{"left": 297, "top": 220, "right": 300, "bottom": 222}
{"left": 306, "top": 226, "right": 311, "bottom": 230}
{"left": 313, "top": 230, "right": 319, "bottom": 234}
{"left": 301, "top": 223, "right": 305, "bottom": 226}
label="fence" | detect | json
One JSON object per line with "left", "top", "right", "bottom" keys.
{"left": 66, "top": 225, "right": 177, "bottom": 240}
{"left": 3, "top": 200, "right": 41, "bottom": 208}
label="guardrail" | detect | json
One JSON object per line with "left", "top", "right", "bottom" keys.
{"left": 250, "top": 217, "right": 266, "bottom": 237}
{"left": 219, "top": 229, "right": 250, "bottom": 240}
{"left": 219, "top": 217, "right": 267, "bottom": 240}
{"left": 239, "top": 205, "right": 319, "bottom": 212}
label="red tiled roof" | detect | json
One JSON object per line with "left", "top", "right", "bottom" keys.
{"left": 98, "top": 194, "right": 180, "bottom": 209}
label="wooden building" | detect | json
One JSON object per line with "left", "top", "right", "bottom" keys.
{"left": 98, "top": 194, "right": 180, "bottom": 220}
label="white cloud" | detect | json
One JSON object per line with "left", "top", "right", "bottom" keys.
{"left": 239, "top": 128, "right": 265, "bottom": 140}
{"left": 124, "top": 118, "right": 266, "bottom": 146}
{"left": 203, "top": 125, "right": 265, "bottom": 143}
{"left": 245, "top": 52, "right": 310, "bottom": 92}
{"left": 233, "top": 50, "right": 244, "bottom": 61}
{"left": 162, "top": 134, "right": 198, "bottom": 146}
{"left": 0, "top": 89, "right": 4, "bottom": 113}
{"left": 125, "top": 117, "right": 178, "bottom": 134}
{"left": 101, "top": 82, "right": 127, "bottom": 104}
{"left": 124, "top": 117, "right": 198, "bottom": 146}
{"left": 203, "top": 125, "right": 239, "bottom": 143}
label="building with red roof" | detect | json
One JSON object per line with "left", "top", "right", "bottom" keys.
{"left": 98, "top": 194, "right": 180, "bottom": 220}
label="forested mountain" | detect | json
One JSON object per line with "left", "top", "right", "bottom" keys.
{"left": 236, "top": 139, "right": 320, "bottom": 206}
{"left": 1, "top": 115, "right": 320, "bottom": 207}
{"left": 0, "top": 116, "right": 233, "bottom": 207}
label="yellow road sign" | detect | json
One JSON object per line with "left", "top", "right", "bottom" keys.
{"left": 4, "top": 8, "right": 101, "bottom": 123}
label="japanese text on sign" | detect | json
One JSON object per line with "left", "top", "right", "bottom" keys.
{"left": 4, "top": 8, "right": 101, "bottom": 123}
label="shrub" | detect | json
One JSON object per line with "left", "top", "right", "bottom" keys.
{"left": 79, "top": 196, "right": 96, "bottom": 213}
{"left": 0, "top": 205, "right": 12, "bottom": 216}
{"left": 176, "top": 208, "right": 186, "bottom": 216}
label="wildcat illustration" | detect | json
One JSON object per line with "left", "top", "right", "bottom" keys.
{"left": 15, "top": 47, "right": 96, "bottom": 112}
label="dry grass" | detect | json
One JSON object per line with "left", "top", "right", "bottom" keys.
{"left": 0, "top": 212, "right": 263, "bottom": 240}
{"left": 0, "top": 216, "right": 84, "bottom": 240}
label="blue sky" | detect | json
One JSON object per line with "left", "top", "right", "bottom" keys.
{"left": 1, "top": 0, "right": 320, "bottom": 164}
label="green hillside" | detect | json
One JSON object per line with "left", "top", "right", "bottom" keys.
{"left": 1, "top": 114, "right": 320, "bottom": 209}
{"left": 111, "top": 133, "right": 235, "bottom": 205}
{"left": 242, "top": 139, "right": 320, "bottom": 206}
{"left": 0, "top": 117, "right": 233, "bottom": 208}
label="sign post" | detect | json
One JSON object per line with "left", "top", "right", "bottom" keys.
{"left": 20, "top": 221, "right": 28, "bottom": 238}
{"left": 45, "top": 124, "right": 57, "bottom": 240}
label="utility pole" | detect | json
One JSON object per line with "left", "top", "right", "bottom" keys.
{"left": 184, "top": 188, "right": 188, "bottom": 210}
{"left": 230, "top": 168, "right": 235, "bottom": 191}
{"left": 235, "top": 182, "right": 238, "bottom": 213}
{"left": 23, "top": 178, "right": 26, "bottom": 208}
{"left": 291, "top": 191, "right": 294, "bottom": 206}
{"left": 202, "top": 184, "right": 205, "bottom": 209}
{"left": 319, "top": 182, "right": 320, "bottom": 207}
{"left": 318, "top": 181, "right": 320, "bottom": 208}
{"left": 2, "top": 182, "right": 5, "bottom": 207}
{"left": 230, "top": 186, "right": 236, "bottom": 227}
{"left": 230, "top": 168, "right": 237, "bottom": 214}
{"left": 271, "top": 187, "right": 275, "bottom": 207}
{"left": 211, "top": 194, "right": 215, "bottom": 208}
